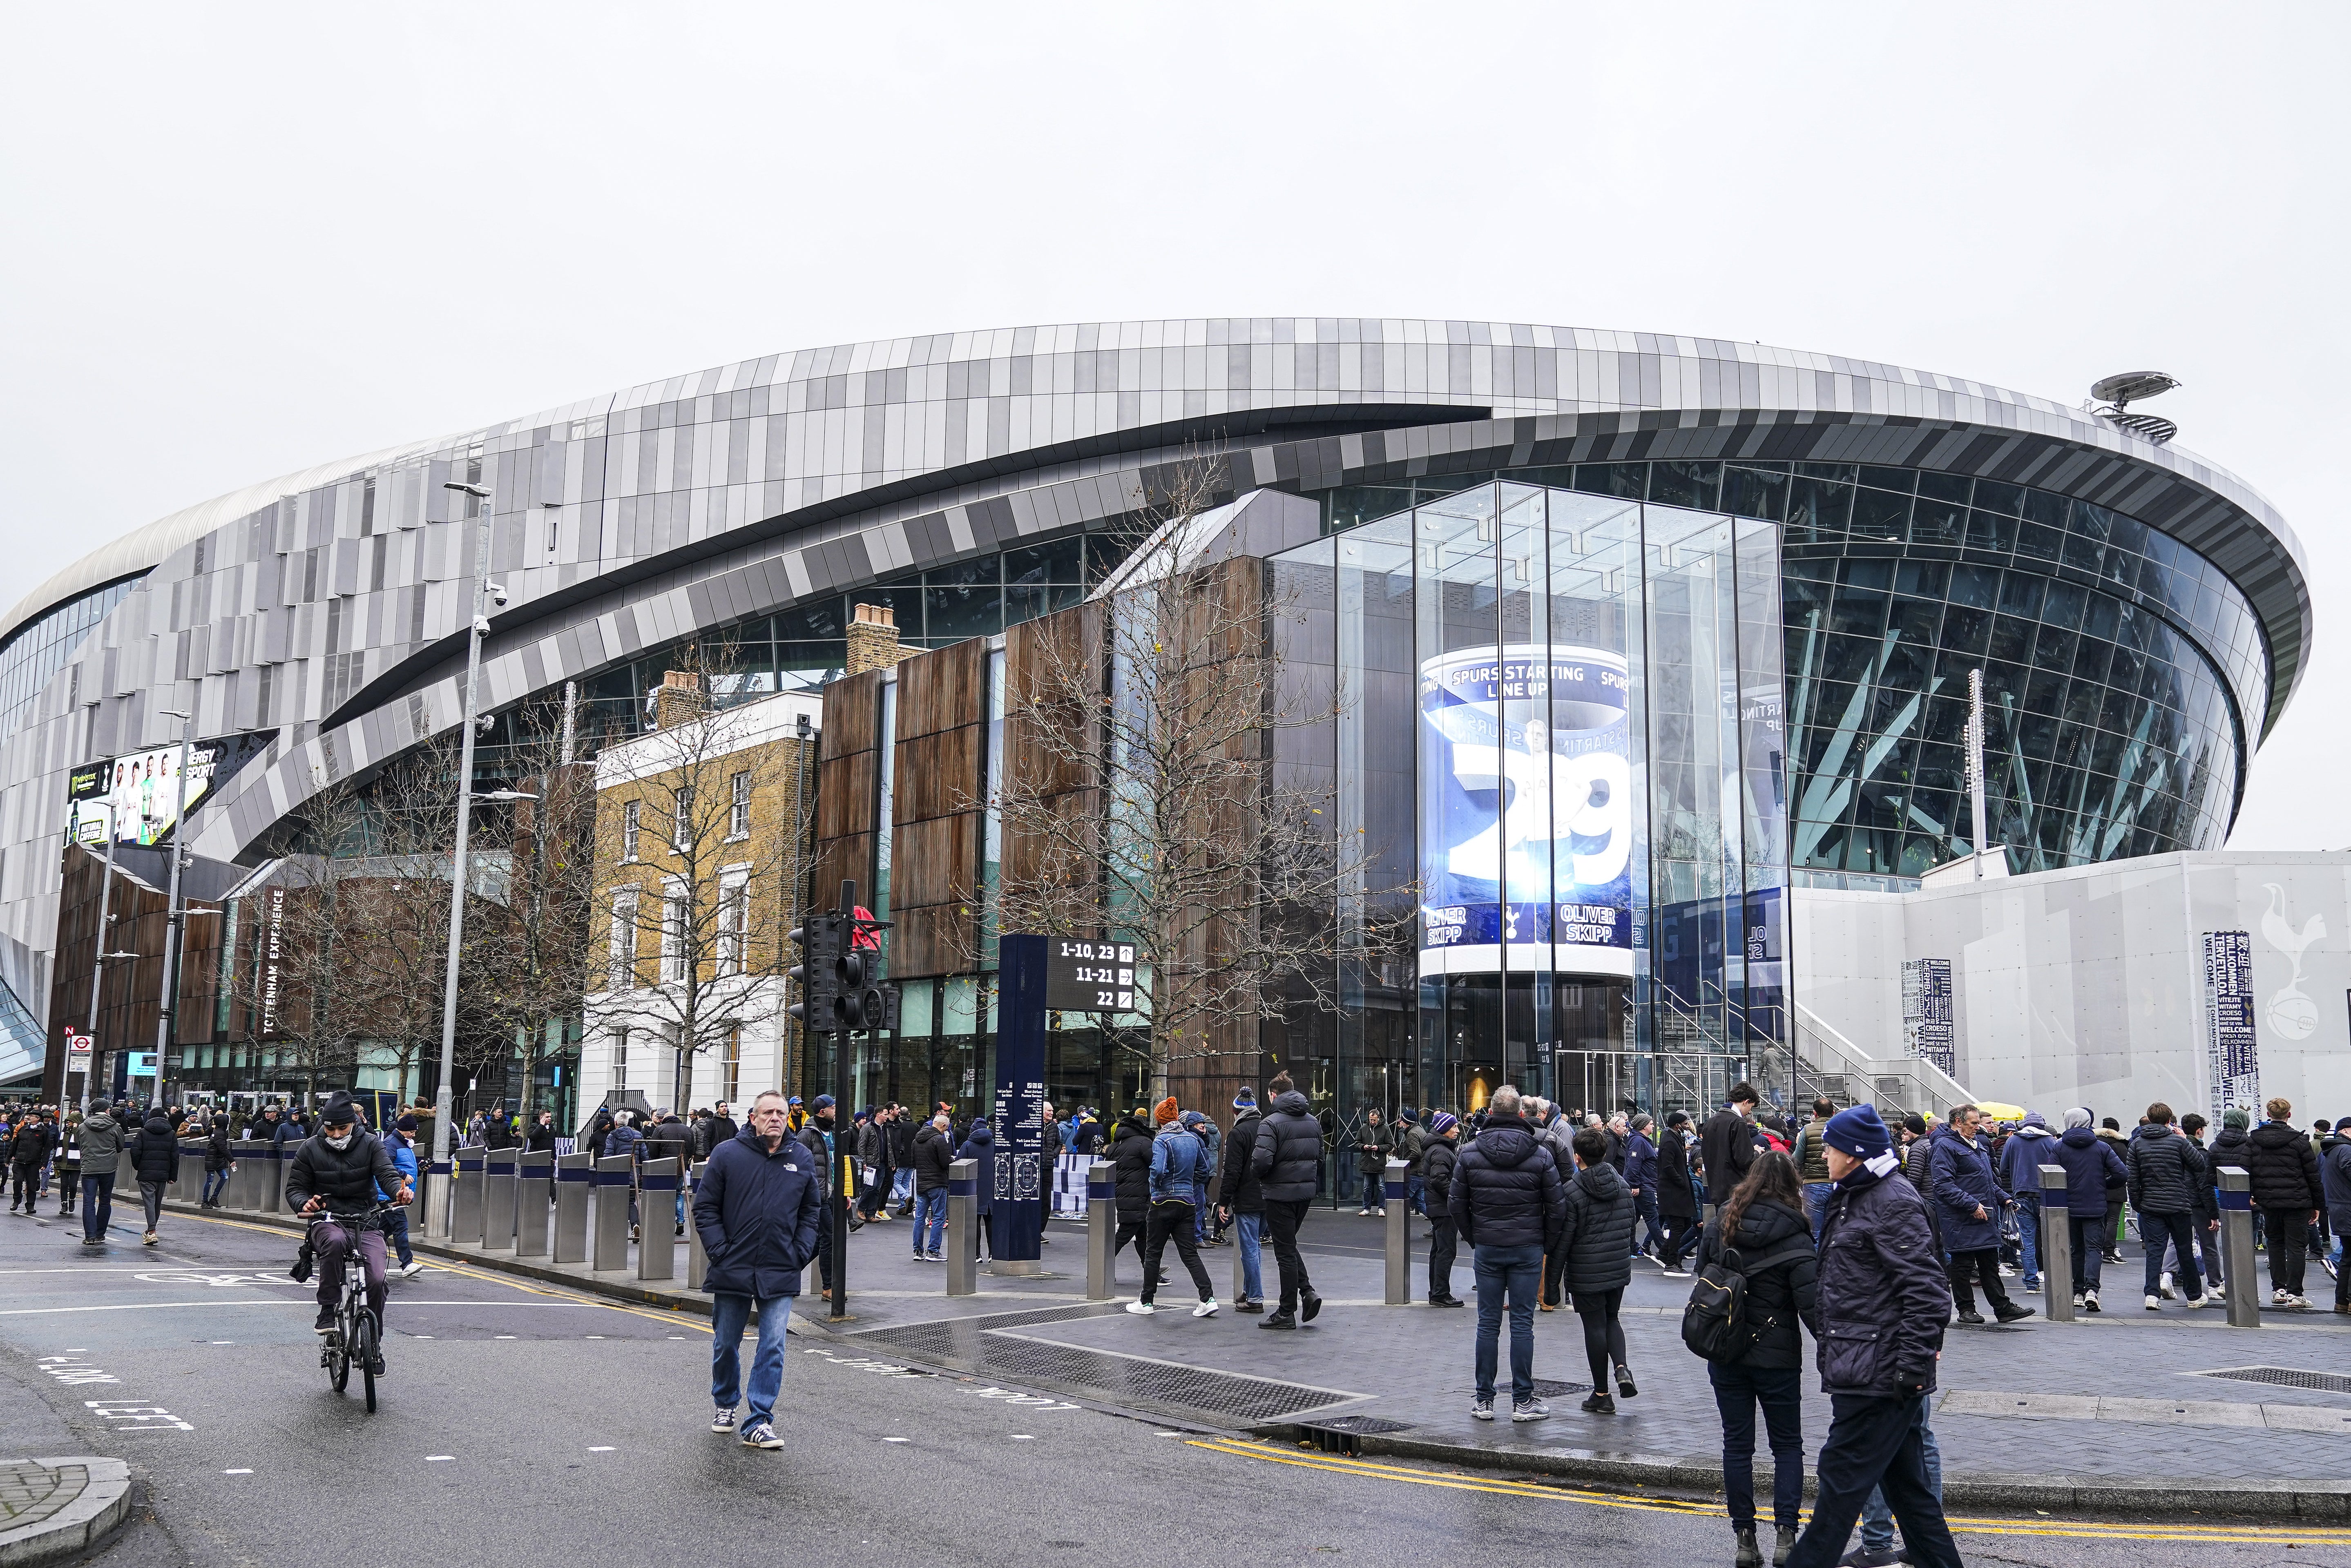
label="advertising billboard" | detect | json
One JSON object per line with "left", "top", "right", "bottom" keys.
{"left": 1419, "top": 643, "right": 1633, "bottom": 977}
{"left": 64, "top": 732, "right": 273, "bottom": 848}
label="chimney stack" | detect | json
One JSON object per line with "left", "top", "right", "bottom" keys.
{"left": 654, "top": 669, "right": 707, "bottom": 729}
{"left": 846, "top": 602, "right": 904, "bottom": 675}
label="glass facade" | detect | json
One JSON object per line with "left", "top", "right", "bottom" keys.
{"left": 1309, "top": 459, "right": 2262, "bottom": 887}
{"left": 1268, "top": 481, "right": 1789, "bottom": 1165}
{"left": 0, "top": 579, "right": 138, "bottom": 744}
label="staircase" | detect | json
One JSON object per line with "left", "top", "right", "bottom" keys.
{"left": 1792, "top": 1001, "right": 1972, "bottom": 1121}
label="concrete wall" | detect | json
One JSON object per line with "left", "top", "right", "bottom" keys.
{"left": 1794, "top": 853, "right": 2351, "bottom": 1123}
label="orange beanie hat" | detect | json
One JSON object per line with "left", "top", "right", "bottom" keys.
{"left": 1153, "top": 1096, "right": 1180, "bottom": 1126}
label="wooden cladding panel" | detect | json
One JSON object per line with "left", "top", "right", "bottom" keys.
{"left": 1004, "top": 601, "right": 1101, "bottom": 800}
{"left": 820, "top": 669, "right": 882, "bottom": 761}
{"left": 889, "top": 903, "right": 974, "bottom": 981}
{"left": 815, "top": 751, "right": 877, "bottom": 843}
{"left": 812, "top": 833, "right": 874, "bottom": 910}
{"left": 893, "top": 726, "right": 982, "bottom": 825}
{"left": 895, "top": 636, "right": 987, "bottom": 742}
{"left": 890, "top": 813, "right": 979, "bottom": 910}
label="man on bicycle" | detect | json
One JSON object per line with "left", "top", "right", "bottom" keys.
{"left": 285, "top": 1098, "right": 410, "bottom": 1336}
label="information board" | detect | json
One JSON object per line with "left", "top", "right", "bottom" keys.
{"left": 2203, "top": 930, "right": 2259, "bottom": 1118}
{"left": 1045, "top": 937, "right": 1139, "bottom": 1013}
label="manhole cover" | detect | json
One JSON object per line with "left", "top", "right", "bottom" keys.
{"left": 1305, "top": 1416, "right": 1416, "bottom": 1434}
{"left": 2195, "top": 1366, "right": 2351, "bottom": 1396}
{"left": 851, "top": 1303, "right": 1364, "bottom": 1427}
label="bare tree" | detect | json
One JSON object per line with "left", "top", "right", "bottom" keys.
{"left": 987, "top": 450, "right": 1412, "bottom": 1102}
{"left": 587, "top": 642, "right": 813, "bottom": 1113}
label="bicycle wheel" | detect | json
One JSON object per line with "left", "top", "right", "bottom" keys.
{"left": 353, "top": 1313, "right": 378, "bottom": 1413}
{"left": 326, "top": 1333, "right": 349, "bottom": 1395}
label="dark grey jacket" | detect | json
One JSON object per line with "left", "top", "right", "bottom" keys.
{"left": 284, "top": 1130, "right": 404, "bottom": 1214}
{"left": 1811, "top": 1168, "right": 1951, "bottom": 1399}
{"left": 1250, "top": 1091, "right": 1324, "bottom": 1204}
{"left": 77, "top": 1113, "right": 125, "bottom": 1178}
{"left": 2126, "top": 1123, "right": 2206, "bottom": 1216}
{"left": 1556, "top": 1160, "right": 1636, "bottom": 1294}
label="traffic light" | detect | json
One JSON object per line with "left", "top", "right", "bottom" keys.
{"left": 788, "top": 915, "right": 843, "bottom": 1028}
{"left": 834, "top": 909, "right": 898, "bottom": 1031}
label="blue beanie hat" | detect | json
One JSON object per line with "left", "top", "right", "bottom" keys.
{"left": 1822, "top": 1104, "right": 1891, "bottom": 1161}
{"left": 1233, "top": 1086, "right": 1256, "bottom": 1109}
{"left": 1429, "top": 1111, "right": 1458, "bottom": 1137}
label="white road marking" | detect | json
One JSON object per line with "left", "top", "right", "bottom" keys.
{"left": 495, "top": 1335, "right": 516, "bottom": 1340}
{"left": 1012, "top": 1435, "right": 1035, "bottom": 1441}
{"left": 883, "top": 1436, "right": 910, "bottom": 1443}
{"left": 426, "top": 1455, "right": 454, "bottom": 1462}
{"left": 87, "top": 1401, "right": 192, "bottom": 1432}
{"left": 587, "top": 1446, "right": 615, "bottom": 1452}
{"left": 224, "top": 1469, "right": 252, "bottom": 1474}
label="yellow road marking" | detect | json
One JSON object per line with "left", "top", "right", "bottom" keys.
{"left": 1187, "top": 1438, "right": 2351, "bottom": 1546}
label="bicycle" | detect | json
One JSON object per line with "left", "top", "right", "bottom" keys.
{"left": 306, "top": 1203, "right": 395, "bottom": 1412}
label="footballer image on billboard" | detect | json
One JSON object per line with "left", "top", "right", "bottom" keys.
{"left": 64, "top": 731, "right": 274, "bottom": 848}
{"left": 1418, "top": 643, "right": 1633, "bottom": 978}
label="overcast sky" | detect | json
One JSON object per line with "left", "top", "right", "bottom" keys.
{"left": 2, "top": 4, "right": 2341, "bottom": 846}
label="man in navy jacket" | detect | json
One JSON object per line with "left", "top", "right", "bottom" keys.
{"left": 1785, "top": 1104, "right": 1960, "bottom": 1568}
{"left": 694, "top": 1091, "right": 822, "bottom": 1450}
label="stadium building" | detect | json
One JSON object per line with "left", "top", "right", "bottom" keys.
{"left": 0, "top": 320, "right": 2311, "bottom": 1126}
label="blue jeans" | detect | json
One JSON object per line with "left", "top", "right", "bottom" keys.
{"left": 1710, "top": 1360, "right": 1805, "bottom": 1532}
{"left": 1858, "top": 1393, "right": 1942, "bottom": 1554}
{"left": 202, "top": 1168, "right": 230, "bottom": 1205}
{"left": 1471, "top": 1243, "right": 1543, "bottom": 1405}
{"left": 2014, "top": 1193, "right": 2040, "bottom": 1288}
{"left": 1634, "top": 1188, "right": 1662, "bottom": 1255}
{"left": 892, "top": 1167, "right": 915, "bottom": 1207}
{"left": 1406, "top": 1173, "right": 1427, "bottom": 1217}
{"left": 913, "top": 1188, "right": 948, "bottom": 1256}
{"left": 1235, "top": 1210, "right": 1264, "bottom": 1300}
{"left": 710, "top": 1292, "right": 791, "bottom": 1427}
{"left": 80, "top": 1173, "right": 114, "bottom": 1242}
{"left": 1804, "top": 1182, "right": 1833, "bottom": 1237}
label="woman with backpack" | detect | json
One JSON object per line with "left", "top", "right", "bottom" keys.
{"left": 1689, "top": 1149, "right": 1820, "bottom": 1568}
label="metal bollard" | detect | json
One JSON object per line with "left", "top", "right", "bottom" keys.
{"left": 172, "top": 1144, "right": 199, "bottom": 1204}
{"left": 230, "top": 1141, "right": 263, "bottom": 1210}
{"left": 590, "top": 1154, "right": 633, "bottom": 1272}
{"left": 947, "top": 1157, "right": 977, "bottom": 1297}
{"left": 420, "top": 1160, "right": 453, "bottom": 1239}
{"left": 552, "top": 1152, "right": 591, "bottom": 1263}
{"left": 1085, "top": 1159, "right": 1114, "bottom": 1300}
{"left": 1384, "top": 1158, "right": 1410, "bottom": 1305}
{"left": 514, "top": 1151, "right": 552, "bottom": 1256}
{"left": 2219, "top": 1168, "right": 2261, "bottom": 1328}
{"left": 2038, "top": 1165, "right": 2073, "bottom": 1322}
{"left": 262, "top": 1142, "right": 289, "bottom": 1213}
{"left": 686, "top": 1162, "right": 708, "bottom": 1290}
{"left": 638, "top": 1158, "right": 679, "bottom": 1282}
{"left": 484, "top": 1149, "right": 518, "bottom": 1251}
{"left": 451, "top": 1148, "right": 485, "bottom": 1245}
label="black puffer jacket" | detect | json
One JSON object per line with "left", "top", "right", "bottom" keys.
{"left": 1695, "top": 1197, "right": 1821, "bottom": 1369}
{"left": 1110, "top": 1114, "right": 1155, "bottom": 1220}
{"left": 127, "top": 1113, "right": 181, "bottom": 1186}
{"left": 1423, "top": 1138, "right": 1458, "bottom": 1216}
{"left": 2126, "top": 1122, "right": 2206, "bottom": 1215}
{"left": 1250, "top": 1091, "right": 1324, "bottom": 1204}
{"left": 1447, "top": 1113, "right": 1565, "bottom": 1251}
{"left": 284, "top": 1130, "right": 404, "bottom": 1213}
{"left": 1812, "top": 1169, "right": 1950, "bottom": 1398}
{"left": 1216, "top": 1109, "right": 1264, "bottom": 1214}
{"left": 912, "top": 1123, "right": 954, "bottom": 1194}
{"left": 2244, "top": 1120, "right": 2324, "bottom": 1212}
{"left": 2206, "top": 1123, "right": 2253, "bottom": 1202}
{"left": 1556, "top": 1160, "right": 1636, "bottom": 1294}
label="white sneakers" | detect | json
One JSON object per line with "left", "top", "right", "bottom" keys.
{"left": 1128, "top": 1298, "right": 1220, "bottom": 1318}
{"left": 1126, "top": 1301, "right": 1157, "bottom": 1315}
{"left": 1192, "top": 1298, "right": 1219, "bottom": 1318}
{"left": 2145, "top": 1294, "right": 2161, "bottom": 1311}
{"left": 2159, "top": 1274, "right": 2177, "bottom": 1299}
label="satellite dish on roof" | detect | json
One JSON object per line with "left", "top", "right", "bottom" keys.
{"left": 2088, "top": 371, "right": 2182, "bottom": 446}
{"left": 2090, "top": 371, "right": 2180, "bottom": 407}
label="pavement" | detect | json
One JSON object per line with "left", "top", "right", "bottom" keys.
{"left": 2, "top": 1187, "right": 2346, "bottom": 1565}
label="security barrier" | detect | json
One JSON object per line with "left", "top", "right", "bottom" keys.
{"left": 552, "top": 1153, "right": 591, "bottom": 1263}
{"left": 638, "top": 1158, "right": 679, "bottom": 1281}
{"left": 1085, "top": 1159, "right": 1114, "bottom": 1300}
{"left": 2038, "top": 1165, "right": 2073, "bottom": 1322}
{"left": 1384, "top": 1158, "right": 1409, "bottom": 1305}
{"left": 514, "top": 1151, "right": 552, "bottom": 1257}
{"left": 420, "top": 1161, "right": 453, "bottom": 1239}
{"left": 590, "top": 1154, "right": 633, "bottom": 1272}
{"left": 946, "top": 1157, "right": 977, "bottom": 1297}
{"left": 451, "top": 1148, "right": 485, "bottom": 1243}
{"left": 2220, "top": 1167, "right": 2261, "bottom": 1329}
{"left": 686, "top": 1162, "right": 708, "bottom": 1290}
{"left": 484, "top": 1149, "right": 517, "bottom": 1251}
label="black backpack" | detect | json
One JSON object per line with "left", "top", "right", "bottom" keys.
{"left": 1681, "top": 1235, "right": 1814, "bottom": 1362}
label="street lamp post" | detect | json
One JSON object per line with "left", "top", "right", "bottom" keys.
{"left": 432, "top": 481, "right": 505, "bottom": 1177}
{"left": 78, "top": 801, "right": 123, "bottom": 1114}
{"left": 154, "top": 706, "right": 196, "bottom": 1108}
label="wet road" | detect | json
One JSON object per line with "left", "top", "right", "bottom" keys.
{"left": 0, "top": 1200, "right": 2336, "bottom": 1568}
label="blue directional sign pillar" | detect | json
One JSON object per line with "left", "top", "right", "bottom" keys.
{"left": 991, "top": 932, "right": 1049, "bottom": 1271}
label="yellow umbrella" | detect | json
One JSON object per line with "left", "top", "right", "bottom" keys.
{"left": 1974, "top": 1101, "right": 2027, "bottom": 1123}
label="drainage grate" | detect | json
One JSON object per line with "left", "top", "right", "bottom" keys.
{"left": 851, "top": 1304, "right": 1364, "bottom": 1426}
{"left": 2195, "top": 1366, "right": 2351, "bottom": 1396}
{"left": 1455, "top": 1378, "right": 1590, "bottom": 1398}
{"left": 1304, "top": 1416, "right": 1417, "bottom": 1435}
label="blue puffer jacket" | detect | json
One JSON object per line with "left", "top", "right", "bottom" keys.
{"left": 2048, "top": 1125, "right": 2128, "bottom": 1218}
{"left": 1813, "top": 1166, "right": 1951, "bottom": 1398}
{"left": 1447, "top": 1113, "right": 1565, "bottom": 1251}
{"left": 693, "top": 1126, "right": 823, "bottom": 1297}
{"left": 1927, "top": 1125, "right": 2009, "bottom": 1251}
{"left": 1997, "top": 1124, "right": 2058, "bottom": 1201}
{"left": 956, "top": 1122, "right": 995, "bottom": 1216}
{"left": 1622, "top": 1130, "right": 1658, "bottom": 1197}
{"left": 1150, "top": 1120, "right": 1206, "bottom": 1204}
{"left": 375, "top": 1131, "right": 420, "bottom": 1204}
